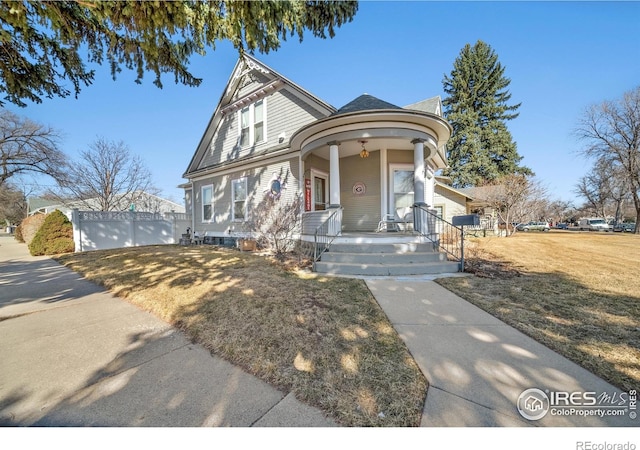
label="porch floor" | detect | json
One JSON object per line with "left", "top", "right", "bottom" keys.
{"left": 333, "top": 231, "right": 428, "bottom": 244}
{"left": 301, "top": 231, "right": 430, "bottom": 245}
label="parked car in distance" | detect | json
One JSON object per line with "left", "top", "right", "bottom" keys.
{"left": 555, "top": 223, "right": 569, "bottom": 230}
{"left": 613, "top": 223, "right": 636, "bottom": 232}
{"left": 578, "top": 218, "right": 611, "bottom": 232}
{"left": 516, "top": 221, "right": 550, "bottom": 232}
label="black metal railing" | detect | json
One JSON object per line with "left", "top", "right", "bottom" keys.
{"left": 313, "top": 207, "right": 343, "bottom": 269}
{"left": 413, "top": 204, "right": 465, "bottom": 271}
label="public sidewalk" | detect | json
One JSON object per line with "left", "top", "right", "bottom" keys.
{"left": 367, "top": 279, "right": 637, "bottom": 427}
{"left": 0, "top": 234, "right": 335, "bottom": 427}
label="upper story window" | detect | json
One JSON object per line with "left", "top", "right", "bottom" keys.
{"left": 239, "top": 99, "right": 266, "bottom": 147}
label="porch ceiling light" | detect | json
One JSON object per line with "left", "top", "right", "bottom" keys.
{"left": 359, "top": 140, "right": 369, "bottom": 158}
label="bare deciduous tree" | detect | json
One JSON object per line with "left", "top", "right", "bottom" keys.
{"left": 575, "top": 157, "right": 630, "bottom": 222}
{"left": 544, "top": 200, "right": 576, "bottom": 225}
{"left": 54, "top": 138, "right": 154, "bottom": 211}
{"left": 576, "top": 86, "right": 640, "bottom": 233}
{"left": 0, "top": 182, "right": 27, "bottom": 225}
{"left": 0, "top": 110, "right": 67, "bottom": 188}
{"left": 482, "top": 174, "right": 547, "bottom": 236}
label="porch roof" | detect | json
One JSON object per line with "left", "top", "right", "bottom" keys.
{"left": 290, "top": 107, "right": 451, "bottom": 169}
{"left": 332, "top": 94, "right": 402, "bottom": 115}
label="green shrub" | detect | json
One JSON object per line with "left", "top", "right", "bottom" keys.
{"left": 28, "top": 210, "right": 75, "bottom": 256}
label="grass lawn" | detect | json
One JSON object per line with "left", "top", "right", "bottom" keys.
{"left": 55, "top": 246, "right": 426, "bottom": 427}
{"left": 436, "top": 230, "right": 640, "bottom": 392}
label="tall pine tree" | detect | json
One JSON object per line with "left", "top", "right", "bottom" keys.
{"left": 442, "top": 40, "right": 531, "bottom": 187}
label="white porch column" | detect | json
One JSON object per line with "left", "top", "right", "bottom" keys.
{"left": 412, "top": 139, "right": 426, "bottom": 206}
{"left": 380, "top": 147, "right": 388, "bottom": 219}
{"left": 328, "top": 141, "right": 341, "bottom": 207}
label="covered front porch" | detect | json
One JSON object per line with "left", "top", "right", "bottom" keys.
{"left": 291, "top": 96, "right": 452, "bottom": 237}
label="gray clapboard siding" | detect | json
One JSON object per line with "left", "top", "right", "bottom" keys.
{"left": 192, "top": 157, "right": 300, "bottom": 235}
{"left": 199, "top": 88, "right": 326, "bottom": 171}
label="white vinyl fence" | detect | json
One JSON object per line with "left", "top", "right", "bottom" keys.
{"left": 69, "top": 209, "right": 191, "bottom": 252}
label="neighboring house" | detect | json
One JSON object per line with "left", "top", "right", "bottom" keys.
{"left": 433, "top": 176, "right": 475, "bottom": 223}
{"left": 182, "top": 54, "right": 452, "bottom": 240}
{"left": 28, "top": 191, "right": 185, "bottom": 216}
{"left": 432, "top": 177, "right": 499, "bottom": 235}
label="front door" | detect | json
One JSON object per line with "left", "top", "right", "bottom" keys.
{"left": 389, "top": 165, "right": 414, "bottom": 215}
{"left": 312, "top": 171, "right": 328, "bottom": 211}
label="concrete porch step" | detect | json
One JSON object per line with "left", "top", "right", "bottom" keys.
{"left": 320, "top": 251, "right": 447, "bottom": 264}
{"left": 314, "top": 260, "right": 461, "bottom": 276}
{"left": 327, "top": 242, "right": 437, "bottom": 254}
{"left": 311, "top": 233, "right": 460, "bottom": 277}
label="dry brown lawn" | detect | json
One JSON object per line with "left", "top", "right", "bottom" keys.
{"left": 55, "top": 246, "right": 426, "bottom": 427}
{"left": 436, "top": 230, "right": 640, "bottom": 392}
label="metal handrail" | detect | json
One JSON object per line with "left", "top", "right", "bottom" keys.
{"left": 313, "top": 207, "right": 343, "bottom": 269}
{"left": 413, "top": 204, "right": 465, "bottom": 271}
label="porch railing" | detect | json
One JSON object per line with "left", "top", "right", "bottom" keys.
{"left": 313, "top": 207, "right": 343, "bottom": 269}
{"left": 413, "top": 204, "right": 465, "bottom": 272}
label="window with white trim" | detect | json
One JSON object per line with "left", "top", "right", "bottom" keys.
{"left": 240, "top": 107, "right": 250, "bottom": 147}
{"left": 390, "top": 165, "right": 414, "bottom": 211}
{"left": 201, "top": 185, "right": 214, "bottom": 222}
{"left": 238, "top": 99, "right": 266, "bottom": 147}
{"left": 232, "top": 177, "right": 248, "bottom": 221}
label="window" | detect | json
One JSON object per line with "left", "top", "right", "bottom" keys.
{"left": 392, "top": 169, "right": 414, "bottom": 210}
{"left": 240, "top": 107, "right": 250, "bottom": 147}
{"left": 201, "top": 185, "right": 213, "bottom": 222}
{"left": 232, "top": 177, "right": 248, "bottom": 221}
{"left": 238, "top": 99, "right": 266, "bottom": 147}
{"left": 254, "top": 100, "right": 264, "bottom": 143}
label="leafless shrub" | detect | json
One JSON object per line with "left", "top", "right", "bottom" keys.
{"left": 246, "top": 194, "right": 303, "bottom": 259}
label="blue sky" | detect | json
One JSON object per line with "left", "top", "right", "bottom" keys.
{"left": 8, "top": 1, "right": 640, "bottom": 205}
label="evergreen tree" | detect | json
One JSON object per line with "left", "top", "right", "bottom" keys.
{"left": 0, "top": 1, "right": 358, "bottom": 107}
{"left": 442, "top": 40, "right": 531, "bottom": 187}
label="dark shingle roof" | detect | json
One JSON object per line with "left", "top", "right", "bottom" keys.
{"left": 332, "top": 94, "right": 402, "bottom": 116}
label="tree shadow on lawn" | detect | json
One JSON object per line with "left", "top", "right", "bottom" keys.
{"left": 436, "top": 259, "right": 640, "bottom": 394}
{"left": 55, "top": 245, "right": 428, "bottom": 427}
{"left": 167, "top": 265, "right": 429, "bottom": 427}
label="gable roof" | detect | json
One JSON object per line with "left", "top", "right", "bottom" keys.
{"left": 404, "top": 96, "right": 442, "bottom": 116}
{"left": 332, "top": 94, "right": 402, "bottom": 116}
{"left": 435, "top": 179, "right": 475, "bottom": 200}
{"left": 183, "top": 54, "right": 336, "bottom": 178}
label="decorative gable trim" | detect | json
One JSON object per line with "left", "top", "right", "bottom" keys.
{"left": 231, "top": 56, "right": 271, "bottom": 83}
{"left": 220, "top": 78, "right": 284, "bottom": 116}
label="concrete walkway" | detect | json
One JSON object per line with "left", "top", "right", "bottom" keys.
{"left": 0, "top": 234, "right": 335, "bottom": 427}
{"left": 367, "top": 279, "right": 636, "bottom": 427}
